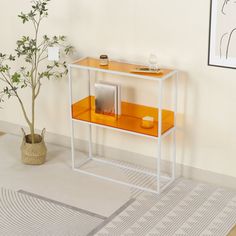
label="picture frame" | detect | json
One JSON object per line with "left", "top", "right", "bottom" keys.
{"left": 208, "top": 0, "right": 236, "bottom": 69}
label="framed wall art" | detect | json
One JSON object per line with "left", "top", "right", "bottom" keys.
{"left": 208, "top": 0, "right": 236, "bottom": 69}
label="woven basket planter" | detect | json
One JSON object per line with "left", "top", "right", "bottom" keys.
{"left": 21, "top": 128, "right": 47, "bottom": 165}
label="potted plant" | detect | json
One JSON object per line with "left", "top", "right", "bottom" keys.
{"left": 0, "top": 0, "right": 73, "bottom": 165}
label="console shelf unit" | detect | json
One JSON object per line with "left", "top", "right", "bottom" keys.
{"left": 68, "top": 57, "right": 178, "bottom": 194}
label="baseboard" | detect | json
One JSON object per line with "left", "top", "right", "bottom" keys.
{"left": 1, "top": 120, "right": 236, "bottom": 190}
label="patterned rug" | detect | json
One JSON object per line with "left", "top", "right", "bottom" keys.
{"left": 0, "top": 178, "right": 236, "bottom": 236}
{"left": 96, "top": 178, "right": 236, "bottom": 236}
{"left": 0, "top": 188, "right": 105, "bottom": 236}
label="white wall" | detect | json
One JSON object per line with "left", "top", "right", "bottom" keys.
{"left": 1, "top": 0, "right": 236, "bottom": 178}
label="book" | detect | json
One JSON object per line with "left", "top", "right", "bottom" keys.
{"left": 95, "top": 82, "right": 121, "bottom": 117}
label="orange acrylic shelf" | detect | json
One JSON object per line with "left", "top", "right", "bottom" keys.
{"left": 71, "top": 57, "right": 174, "bottom": 80}
{"left": 72, "top": 96, "right": 174, "bottom": 138}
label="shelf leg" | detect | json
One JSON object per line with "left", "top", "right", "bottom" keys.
{"left": 71, "top": 120, "right": 75, "bottom": 169}
{"left": 172, "top": 72, "right": 178, "bottom": 180}
{"left": 88, "top": 69, "right": 93, "bottom": 159}
{"left": 157, "top": 80, "right": 163, "bottom": 194}
{"left": 68, "top": 65, "right": 75, "bottom": 169}
{"left": 88, "top": 125, "right": 93, "bottom": 158}
{"left": 157, "top": 140, "right": 161, "bottom": 194}
{"left": 171, "top": 129, "right": 176, "bottom": 180}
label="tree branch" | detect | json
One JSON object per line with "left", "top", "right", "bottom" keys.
{"left": 0, "top": 71, "right": 31, "bottom": 126}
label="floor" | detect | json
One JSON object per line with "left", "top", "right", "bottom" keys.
{"left": 0, "top": 132, "right": 235, "bottom": 236}
{"left": 0, "top": 133, "right": 133, "bottom": 218}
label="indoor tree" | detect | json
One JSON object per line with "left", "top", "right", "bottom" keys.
{"left": 0, "top": 0, "right": 73, "bottom": 143}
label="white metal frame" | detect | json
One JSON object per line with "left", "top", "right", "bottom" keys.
{"left": 68, "top": 58, "right": 178, "bottom": 194}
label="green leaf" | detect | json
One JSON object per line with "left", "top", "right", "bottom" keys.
{"left": 11, "top": 72, "right": 21, "bottom": 83}
{"left": 0, "top": 53, "right": 6, "bottom": 59}
{"left": 43, "top": 35, "right": 50, "bottom": 41}
{"left": 59, "top": 35, "right": 66, "bottom": 41}
{"left": 18, "top": 13, "right": 29, "bottom": 24}
{"left": 3, "top": 87, "right": 9, "bottom": 93}
{"left": 9, "top": 55, "right": 15, "bottom": 61}
{"left": 0, "top": 65, "right": 10, "bottom": 73}
{"left": 65, "top": 45, "right": 74, "bottom": 55}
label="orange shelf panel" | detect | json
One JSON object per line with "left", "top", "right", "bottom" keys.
{"left": 72, "top": 96, "right": 174, "bottom": 138}
{"left": 72, "top": 57, "right": 173, "bottom": 79}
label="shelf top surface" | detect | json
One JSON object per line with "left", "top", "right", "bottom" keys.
{"left": 72, "top": 96, "right": 174, "bottom": 138}
{"left": 70, "top": 57, "right": 175, "bottom": 80}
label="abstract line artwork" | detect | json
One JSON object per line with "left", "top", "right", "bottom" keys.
{"left": 208, "top": 0, "right": 236, "bottom": 69}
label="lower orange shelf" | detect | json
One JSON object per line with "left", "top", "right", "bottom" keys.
{"left": 72, "top": 96, "right": 174, "bottom": 137}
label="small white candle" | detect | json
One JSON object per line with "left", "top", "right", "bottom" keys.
{"left": 141, "top": 116, "right": 154, "bottom": 129}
